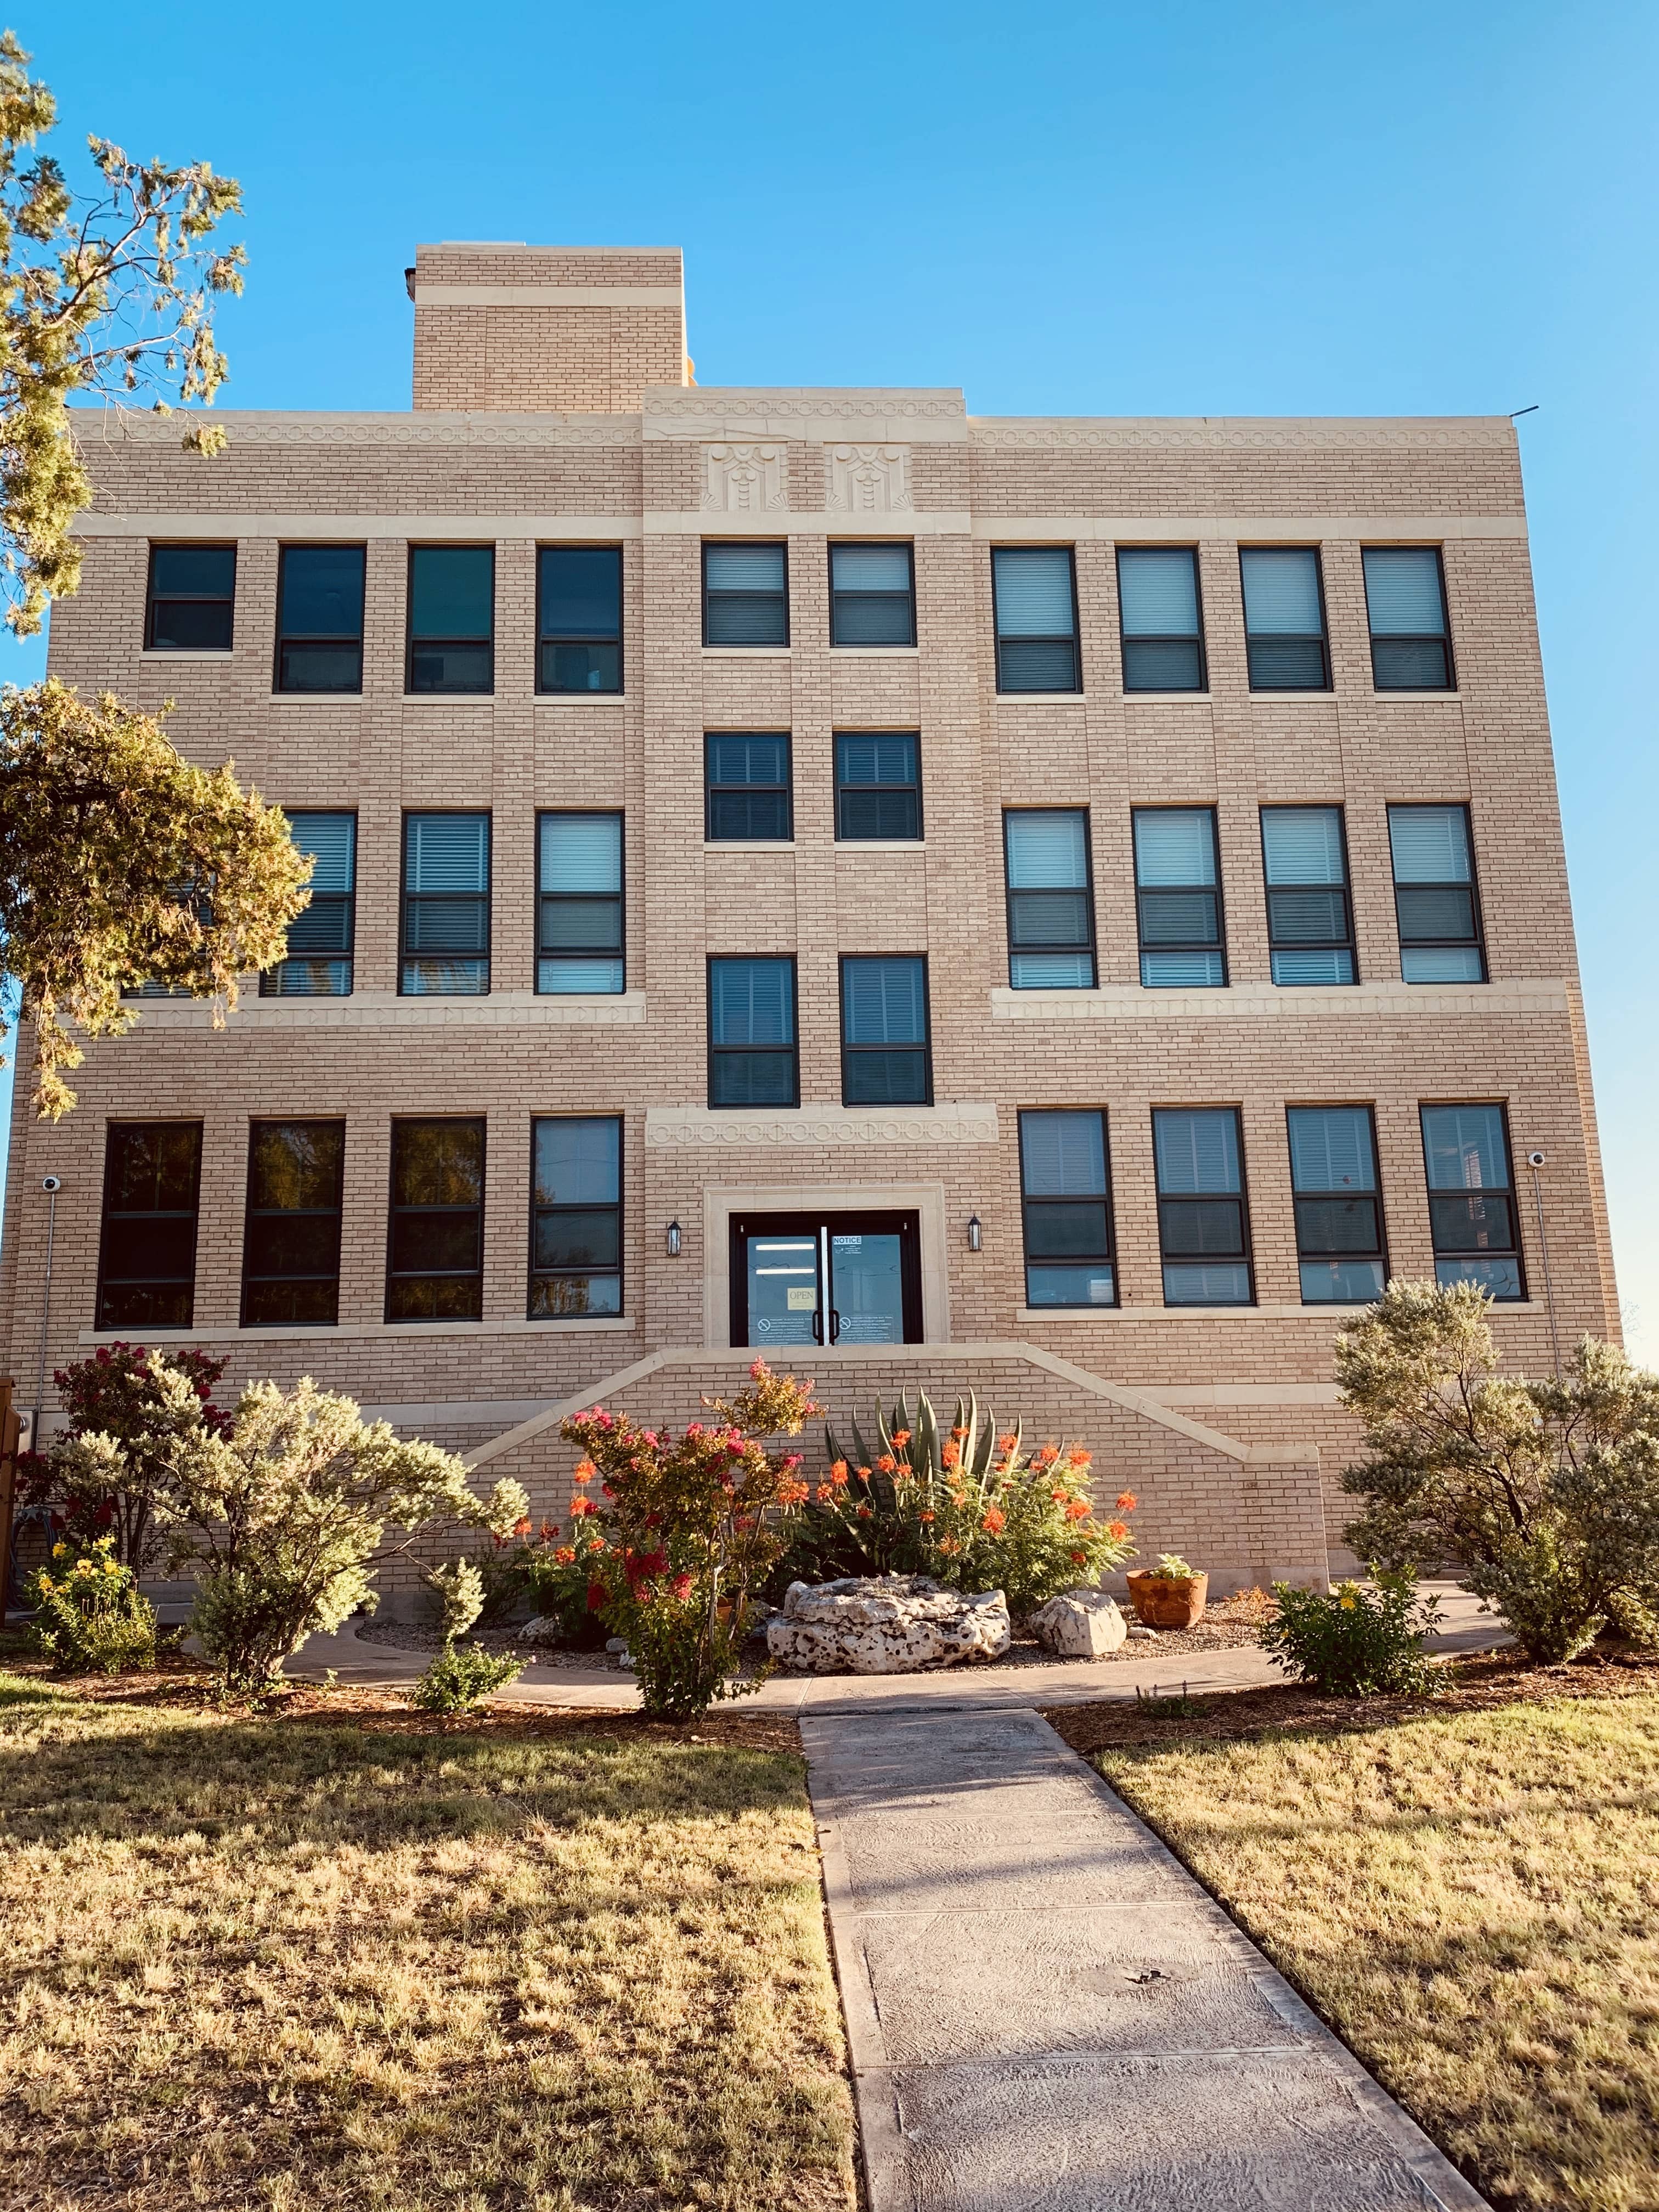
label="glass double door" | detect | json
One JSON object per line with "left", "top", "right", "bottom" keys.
{"left": 732, "top": 1211, "right": 922, "bottom": 1347}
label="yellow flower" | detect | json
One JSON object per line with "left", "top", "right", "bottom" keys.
{"left": 1339, "top": 1593, "right": 1358, "bottom": 1611}
{"left": 103, "top": 1559, "right": 120, "bottom": 1576}
{"left": 52, "top": 1542, "right": 66, "bottom": 1559}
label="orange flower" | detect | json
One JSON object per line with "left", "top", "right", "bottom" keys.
{"left": 1035, "top": 1443, "right": 1059, "bottom": 1468}
{"left": 1116, "top": 1491, "right": 1138, "bottom": 1511}
{"left": 572, "top": 1459, "right": 597, "bottom": 1485}
{"left": 586, "top": 1537, "right": 606, "bottom": 1554}
{"left": 876, "top": 1454, "right": 897, "bottom": 1475}
{"left": 1070, "top": 1450, "right": 1093, "bottom": 1468}
{"left": 997, "top": 1432, "right": 1019, "bottom": 1453}
{"left": 891, "top": 1429, "right": 911, "bottom": 1447}
{"left": 938, "top": 1536, "right": 961, "bottom": 1556}
{"left": 830, "top": 1459, "right": 849, "bottom": 1483}
{"left": 980, "top": 1506, "right": 1006, "bottom": 1534}
{"left": 950, "top": 1424, "right": 967, "bottom": 1440}
{"left": 776, "top": 1479, "right": 810, "bottom": 1508}
{"left": 918, "top": 1509, "right": 935, "bottom": 1524}
{"left": 553, "top": 1546, "right": 576, "bottom": 1565}
{"left": 941, "top": 1441, "right": 961, "bottom": 1469}
{"left": 1107, "top": 1520, "right": 1129, "bottom": 1541}
{"left": 815, "top": 1483, "right": 835, "bottom": 1503}
{"left": 1051, "top": 1488, "right": 1068, "bottom": 1504}
{"left": 1069, "top": 1548, "right": 1087, "bottom": 1565}
{"left": 857, "top": 1466, "right": 872, "bottom": 1480}
{"left": 569, "top": 1495, "right": 597, "bottom": 1518}
{"left": 1064, "top": 1499, "right": 1090, "bottom": 1522}
{"left": 856, "top": 1502, "right": 873, "bottom": 1520}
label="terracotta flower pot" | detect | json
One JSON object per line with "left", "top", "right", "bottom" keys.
{"left": 1125, "top": 1569, "right": 1209, "bottom": 1630}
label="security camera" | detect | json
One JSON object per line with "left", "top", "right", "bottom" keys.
{"left": 41, "top": 1175, "right": 61, "bottom": 1193}
{"left": 1527, "top": 1151, "right": 1546, "bottom": 1170}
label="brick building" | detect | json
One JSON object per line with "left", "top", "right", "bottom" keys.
{"left": 1, "top": 241, "right": 1618, "bottom": 1599}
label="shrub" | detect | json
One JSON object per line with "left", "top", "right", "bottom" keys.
{"left": 789, "top": 1390, "right": 1135, "bottom": 1615}
{"left": 1338, "top": 1281, "right": 1659, "bottom": 1663}
{"left": 23, "top": 1535, "right": 156, "bottom": 1673}
{"left": 42, "top": 1342, "right": 230, "bottom": 1568}
{"left": 411, "top": 1642, "right": 524, "bottom": 1713}
{"left": 1259, "top": 1572, "right": 1444, "bottom": 1696}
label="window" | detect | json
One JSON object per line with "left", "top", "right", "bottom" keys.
{"left": 706, "top": 735, "right": 792, "bottom": 840}
{"left": 840, "top": 956, "right": 931, "bottom": 1105}
{"left": 241, "top": 1121, "right": 346, "bottom": 1325}
{"left": 538, "top": 812, "right": 623, "bottom": 994}
{"left": 386, "top": 1119, "right": 486, "bottom": 1320}
{"left": 401, "top": 813, "right": 490, "bottom": 995}
{"left": 275, "top": 545, "right": 365, "bottom": 693}
{"left": 1364, "top": 548, "right": 1453, "bottom": 691}
{"left": 703, "top": 543, "right": 788, "bottom": 647}
{"left": 1133, "top": 808, "right": 1225, "bottom": 986}
{"left": 96, "top": 1123, "right": 202, "bottom": 1328}
{"left": 408, "top": 545, "right": 493, "bottom": 693}
{"left": 538, "top": 545, "right": 622, "bottom": 693}
{"left": 835, "top": 732, "right": 921, "bottom": 841}
{"left": 1004, "top": 810, "right": 1096, "bottom": 988}
{"left": 530, "top": 1116, "right": 622, "bottom": 1317}
{"left": 1287, "top": 1106, "right": 1386, "bottom": 1304}
{"left": 1116, "top": 547, "right": 1204, "bottom": 692}
{"left": 1261, "top": 806, "right": 1355, "bottom": 985}
{"left": 1388, "top": 803, "right": 1485, "bottom": 982}
{"left": 1420, "top": 1103, "right": 1523, "bottom": 1300}
{"left": 1019, "top": 1109, "right": 1116, "bottom": 1307}
{"left": 146, "top": 544, "right": 234, "bottom": 651}
{"left": 1239, "top": 548, "right": 1329, "bottom": 690}
{"left": 830, "top": 543, "right": 915, "bottom": 646}
{"left": 708, "top": 957, "right": 798, "bottom": 1107}
{"left": 1153, "top": 1108, "right": 1252, "bottom": 1305}
{"left": 262, "top": 812, "right": 357, "bottom": 997}
{"left": 992, "top": 547, "right": 1079, "bottom": 692}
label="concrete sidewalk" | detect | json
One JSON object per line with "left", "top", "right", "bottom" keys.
{"left": 806, "top": 1705, "right": 1490, "bottom": 2211}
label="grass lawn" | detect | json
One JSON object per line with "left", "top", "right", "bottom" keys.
{"left": 1051, "top": 1654, "right": 1659, "bottom": 2212}
{"left": 0, "top": 1668, "right": 855, "bottom": 2211}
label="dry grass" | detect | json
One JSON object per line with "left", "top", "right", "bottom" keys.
{"left": 1065, "top": 1658, "right": 1659, "bottom": 2212}
{"left": 0, "top": 1670, "right": 855, "bottom": 2211}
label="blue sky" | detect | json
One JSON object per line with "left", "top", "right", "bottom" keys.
{"left": 5, "top": 0, "right": 1655, "bottom": 1347}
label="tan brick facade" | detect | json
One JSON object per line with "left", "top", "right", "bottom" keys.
{"left": 2, "top": 241, "right": 1618, "bottom": 1600}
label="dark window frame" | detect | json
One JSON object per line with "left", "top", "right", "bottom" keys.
{"left": 1133, "top": 804, "right": 1228, "bottom": 986}
{"left": 535, "top": 809, "right": 625, "bottom": 995}
{"left": 536, "top": 542, "right": 624, "bottom": 695}
{"left": 1238, "top": 545, "right": 1333, "bottom": 693}
{"left": 260, "top": 809, "right": 358, "bottom": 999}
{"left": 1419, "top": 1099, "right": 1526, "bottom": 1302}
{"left": 1285, "top": 1102, "right": 1389, "bottom": 1306}
{"left": 1259, "top": 804, "right": 1358, "bottom": 986}
{"left": 1364, "top": 545, "right": 1455, "bottom": 693}
{"left": 829, "top": 540, "right": 916, "bottom": 648}
{"left": 991, "top": 545, "right": 1081, "bottom": 694}
{"left": 1115, "top": 544, "right": 1207, "bottom": 693}
{"left": 704, "top": 733, "right": 794, "bottom": 842}
{"left": 834, "top": 730, "right": 923, "bottom": 842}
{"left": 707, "top": 955, "right": 800, "bottom": 1109}
{"left": 385, "top": 1116, "right": 487, "bottom": 1323}
{"left": 702, "top": 540, "right": 790, "bottom": 648}
{"left": 1388, "top": 801, "right": 1488, "bottom": 982}
{"left": 528, "top": 1114, "right": 624, "bottom": 1321}
{"left": 95, "top": 1121, "right": 204, "bottom": 1330}
{"left": 145, "top": 541, "right": 235, "bottom": 652}
{"left": 240, "top": 1119, "right": 347, "bottom": 1328}
{"left": 1152, "top": 1104, "right": 1256, "bottom": 1307}
{"left": 1017, "top": 1107, "right": 1119, "bottom": 1309}
{"left": 399, "top": 808, "right": 493, "bottom": 998}
{"left": 406, "top": 543, "right": 495, "bottom": 696}
{"left": 1003, "top": 806, "right": 1098, "bottom": 988}
{"left": 274, "top": 543, "right": 366, "bottom": 695}
{"left": 838, "top": 953, "right": 934, "bottom": 1108}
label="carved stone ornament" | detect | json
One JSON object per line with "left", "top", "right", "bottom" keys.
{"left": 702, "top": 442, "right": 788, "bottom": 513}
{"left": 824, "top": 442, "right": 913, "bottom": 514}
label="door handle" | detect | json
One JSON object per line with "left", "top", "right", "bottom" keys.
{"left": 830, "top": 1308, "right": 842, "bottom": 1344}
{"left": 811, "top": 1307, "right": 823, "bottom": 1345}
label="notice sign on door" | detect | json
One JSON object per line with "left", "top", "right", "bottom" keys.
{"left": 787, "top": 1286, "right": 816, "bottom": 1310}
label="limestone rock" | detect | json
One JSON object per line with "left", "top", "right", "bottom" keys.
{"left": 520, "top": 1615, "right": 562, "bottom": 1644}
{"left": 766, "top": 1575, "right": 1011, "bottom": 1674}
{"left": 1028, "top": 1587, "right": 1129, "bottom": 1659}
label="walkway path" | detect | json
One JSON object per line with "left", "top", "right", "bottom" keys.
{"left": 808, "top": 1703, "right": 1490, "bottom": 2210}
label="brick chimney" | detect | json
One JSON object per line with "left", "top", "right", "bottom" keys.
{"left": 408, "top": 242, "right": 690, "bottom": 413}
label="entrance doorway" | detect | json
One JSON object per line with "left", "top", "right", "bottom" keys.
{"left": 730, "top": 1211, "right": 923, "bottom": 1347}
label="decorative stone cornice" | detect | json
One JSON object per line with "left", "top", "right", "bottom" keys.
{"left": 968, "top": 415, "right": 1517, "bottom": 452}
{"left": 70, "top": 408, "right": 641, "bottom": 451}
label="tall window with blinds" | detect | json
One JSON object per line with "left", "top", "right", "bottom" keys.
{"left": 275, "top": 545, "right": 365, "bottom": 693}
{"left": 97, "top": 1123, "right": 203, "bottom": 1329}
{"left": 1003, "top": 810, "right": 1096, "bottom": 988}
{"left": 262, "top": 812, "right": 357, "bottom": 997}
{"left": 386, "top": 1119, "right": 486, "bottom": 1321}
{"left": 991, "top": 547, "right": 1079, "bottom": 693}
{"left": 1363, "top": 547, "right": 1453, "bottom": 691}
{"left": 706, "top": 735, "right": 793, "bottom": 840}
{"left": 1133, "top": 808, "right": 1226, "bottom": 986}
{"left": 537, "top": 546, "right": 622, "bottom": 693}
{"left": 1388, "top": 804, "right": 1486, "bottom": 981}
{"left": 408, "top": 545, "right": 493, "bottom": 693}
{"left": 1239, "top": 548, "right": 1330, "bottom": 690}
{"left": 1420, "top": 1103, "right": 1523, "bottom": 1300}
{"left": 840, "top": 956, "right": 932, "bottom": 1105}
{"left": 703, "top": 543, "right": 788, "bottom": 646}
{"left": 241, "top": 1121, "right": 346, "bottom": 1325}
{"left": 830, "top": 544, "right": 915, "bottom": 646}
{"left": 1019, "top": 1109, "right": 1116, "bottom": 1307}
{"left": 708, "top": 957, "right": 798, "bottom": 1107}
{"left": 1286, "top": 1105, "right": 1386, "bottom": 1303}
{"left": 530, "top": 1116, "right": 622, "bottom": 1317}
{"left": 1153, "top": 1108, "right": 1253, "bottom": 1305}
{"left": 400, "top": 813, "right": 490, "bottom": 995}
{"left": 1260, "top": 806, "right": 1356, "bottom": 984}
{"left": 1116, "top": 547, "right": 1205, "bottom": 691}
{"left": 835, "top": 732, "right": 921, "bottom": 840}
{"left": 538, "top": 812, "right": 623, "bottom": 994}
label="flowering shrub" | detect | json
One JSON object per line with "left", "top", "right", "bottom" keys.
{"left": 789, "top": 1390, "right": 1135, "bottom": 1616}
{"left": 37, "top": 1341, "right": 230, "bottom": 1568}
{"left": 560, "top": 1358, "right": 819, "bottom": 1719}
{"left": 1259, "top": 1571, "right": 1444, "bottom": 1696}
{"left": 23, "top": 1535, "right": 157, "bottom": 1673}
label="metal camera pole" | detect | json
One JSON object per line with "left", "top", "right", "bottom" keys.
{"left": 33, "top": 1175, "right": 61, "bottom": 1449}
{"left": 1526, "top": 1152, "right": 1561, "bottom": 1379}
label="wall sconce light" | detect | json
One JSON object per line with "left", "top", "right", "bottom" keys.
{"left": 666, "top": 1219, "right": 682, "bottom": 1258}
{"left": 967, "top": 1214, "right": 983, "bottom": 1253}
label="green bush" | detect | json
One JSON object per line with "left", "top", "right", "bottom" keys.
{"left": 1259, "top": 1572, "right": 1444, "bottom": 1696}
{"left": 23, "top": 1536, "right": 156, "bottom": 1673}
{"left": 411, "top": 1642, "right": 524, "bottom": 1713}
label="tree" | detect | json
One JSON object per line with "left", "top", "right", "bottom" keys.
{"left": 1337, "top": 1279, "right": 1659, "bottom": 1663}
{"left": 0, "top": 29, "right": 244, "bottom": 636}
